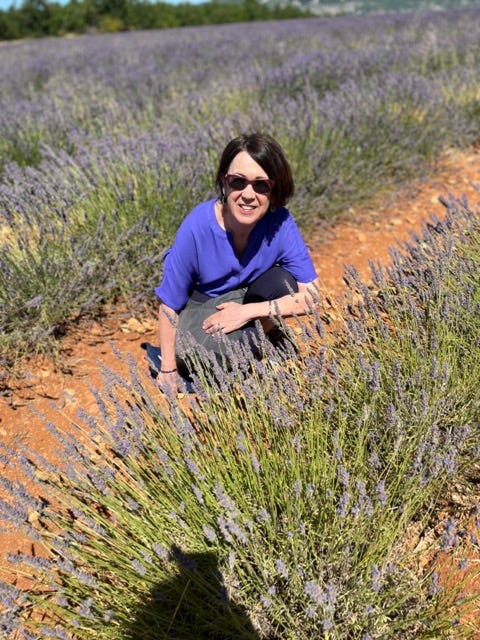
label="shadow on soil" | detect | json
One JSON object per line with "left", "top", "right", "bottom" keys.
{"left": 123, "top": 546, "right": 261, "bottom": 639}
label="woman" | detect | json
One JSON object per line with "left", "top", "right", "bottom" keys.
{"left": 155, "top": 132, "right": 319, "bottom": 390}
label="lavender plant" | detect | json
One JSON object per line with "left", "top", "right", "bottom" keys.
{"left": 1, "top": 195, "right": 479, "bottom": 638}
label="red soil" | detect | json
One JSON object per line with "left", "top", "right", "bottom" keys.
{"left": 1, "top": 146, "right": 479, "bottom": 634}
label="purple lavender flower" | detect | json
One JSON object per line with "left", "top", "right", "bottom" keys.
{"left": 190, "top": 484, "right": 204, "bottom": 505}
{"left": 440, "top": 517, "right": 458, "bottom": 551}
{"left": 427, "top": 571, "right": 442, "bottom": 597}
{"left": 275, "top": 559, "right": 289, "bottom": 579}
{"left": 375, "top": 479, "right": 388, "bottom": 508}
{"left": 256, "top": 508, "right": 270, "bottom": 523}
{"left": 338, "top": 466, "right": 350, "bottom": 488}
{"left": 131, "top": 559, "right": 147, "bottom": 577}
{"left": 323, "top": 618, "right": 334, "bottom": 632}
{"left": 78, "top": 597, "right": 94, "bottom": 618}
{"left": 304, "top": 580, "right": 323, "bottom": 604}
{"left": 202, "top": 525, "right": 217, "bottom": 543}
{"left": 185, "top": 457, "right": 205, "bottom": 480}
{"left": 336, "top": 492, "right": 351, "bottom": 518}
{"left": 371, "top": 564, "right": 382, "bottom": 594}
{"left": 153, "top": 543, "right": 168, "bottom": 559}
{"left": 305, "top": 604, "right": 317, "bottom": 619}
{"left": 103, "top": 609, "right": 115, "bottom": 622}
{"left": 250, "top": 453, "right": 260, "bottom": 473}
{"left": 214, "top": 483, "right": 238, "bottom": 516}
{"left": 294, "top": 479, "right": 302, "bottom": 497}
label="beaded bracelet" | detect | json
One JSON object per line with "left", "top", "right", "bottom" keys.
{"left": 160, "top": 368, "right": 177, "bottom": 374}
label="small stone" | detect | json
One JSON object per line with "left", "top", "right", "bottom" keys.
{"left": 28, "top": 511, "right": 41, "bottom": 528}
{"left": 62, "top": 388, "right": 76, "bottom": 404}
{"left": 357, "top": 231, "right": 367, "bottom": 243}
{"left": 120, "top": 317, "right": 149, "bottom": 334}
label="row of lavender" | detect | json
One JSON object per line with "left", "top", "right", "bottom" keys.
{"left": 1, "top": 195, "right": 479, "bottom": 638}
{"left": 1, "top": 10, "right": 480, "bottom": 363}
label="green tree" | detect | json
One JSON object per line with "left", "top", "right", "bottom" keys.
{"left": 0, "top": 0, "right": 311, "bottom": 41}
{"left": 18, "top": 0, "right": 54, "bottom": 35}
{"left": 0, "top": 7, "right": 21, "bottom": 38}
{"left": 94, "top": 0, "right": 127, "bottom": 21}
{"left": 137, "top": 1, "right": 180, "bottom": 29}
{"left": 61, "top": 0, "right": 90, "bottom": 32}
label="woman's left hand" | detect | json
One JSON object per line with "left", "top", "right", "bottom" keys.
{"left": 203, "top": 301, "right": 251, "bottom": 335}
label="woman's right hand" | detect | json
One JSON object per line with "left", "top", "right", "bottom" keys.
{"left": 157, "top": 370, "right": 179, "bottom": 395}
{"left": 158, "top": 302, "right": 180, "bottom": 394}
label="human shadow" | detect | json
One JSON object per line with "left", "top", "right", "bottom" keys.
{"left": 123, "top": 546, "right": 261, "bottom": 639}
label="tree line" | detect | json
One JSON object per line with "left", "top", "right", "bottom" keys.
{"left": 0, "top": 0, "right": 310, "bottom": 40}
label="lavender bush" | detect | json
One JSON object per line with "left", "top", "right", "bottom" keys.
{"left": 1, "top": 9, "right": 480, "bottom": 363}
{"left": 1, "top": 195, "right": 479, "bottom": 638}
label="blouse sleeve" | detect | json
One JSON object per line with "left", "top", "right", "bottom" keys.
{"left": 277, "top": 211, "right": 317, "bottom": 284}
{"left": 154, "top": 221, "right": 199, "bottom": 311}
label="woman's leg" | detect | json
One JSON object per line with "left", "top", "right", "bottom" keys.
{"left": 176, "top": 288, "right": 260, "bottom": 370}
{"left": 176, "top": 267, "right": 298, "bottom": 370}
{"left": 244, "top": 266, "right": 299, "bottom": 349}
{"left": 243, "top": 265, "right": 298, "bottom": 304}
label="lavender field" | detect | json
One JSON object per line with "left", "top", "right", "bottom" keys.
{"left": 1, "top": 195, "right": 480, "bottom": 639}
{"left": 1, "top": 8, "right": 480, "bottom": 640}
{"left": 1, "top": 9, "right": 480, "bottom": 364}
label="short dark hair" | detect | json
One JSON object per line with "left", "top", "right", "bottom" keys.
{"left": 215, "top": 133, "right": 295, "bottom": 207}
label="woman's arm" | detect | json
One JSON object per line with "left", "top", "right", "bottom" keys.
{"left": 203, "top": 279, "right": 320, "bottom": 334}
{"left": 158, "top": 302, "right": 179, "bottom": 390}
{"left": 264, "top": 279, "right": 320, "bottom": 318}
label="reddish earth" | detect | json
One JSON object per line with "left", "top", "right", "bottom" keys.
{"left": 1, "top": 146, "right": 479, "bottom": 633}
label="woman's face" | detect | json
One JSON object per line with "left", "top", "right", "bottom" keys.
{"left": 223, "top": 151, "right": 273, "bottom": 230}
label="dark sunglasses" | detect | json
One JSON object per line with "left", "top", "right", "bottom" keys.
{"left": 224, "top": 174, "right": 275, "bottom": 195}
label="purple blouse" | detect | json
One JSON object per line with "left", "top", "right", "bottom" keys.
{"left": 155, "top": 198, "right": 317, "bottom": 311}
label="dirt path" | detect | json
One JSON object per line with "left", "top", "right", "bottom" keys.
{"left": 1, "top": 146, "right": 479, "bottom": 632}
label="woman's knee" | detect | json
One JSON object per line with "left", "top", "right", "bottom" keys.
{"left": 244, "top": 266, "right": 298, "bottom": 303}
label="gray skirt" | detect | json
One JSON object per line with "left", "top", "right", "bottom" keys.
{"left": 176, "top": 288, "right": 261, "bottom": 367}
